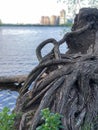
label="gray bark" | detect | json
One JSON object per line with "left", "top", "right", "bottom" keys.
{"left": 14, "top": 8, "right": 98, "bottom": 130}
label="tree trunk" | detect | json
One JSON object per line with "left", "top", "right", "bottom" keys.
{"left": 14, "top": 8, "right": 98, "bottom": 130}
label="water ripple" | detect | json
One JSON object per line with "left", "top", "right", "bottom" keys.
{"left": 0, "top": 26, "right": 70, "bottom": 110}
{"left": 0, "top": 89, "right": 19, "bottom": 111}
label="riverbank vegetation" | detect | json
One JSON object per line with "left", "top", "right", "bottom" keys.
{"left": 0, "top": 107, "right": 16, "bottom": 130}
{"left": 36, "top": 108, "right": 63, "bottom": 130}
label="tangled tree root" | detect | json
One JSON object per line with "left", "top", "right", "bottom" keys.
{"left": 14, "top": 8, "right": 98, "bottom": 130}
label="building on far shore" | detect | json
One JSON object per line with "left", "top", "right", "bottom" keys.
{"left": 40, "top": 9, "right": 66, "bottom": 25}
{"left": 41, "top": 15, "right": 59, "bottom": 25}
{"left": 50, "top": 15, "right": 57, "bottom": 25}
{"left": 40, "top": 16, "right": 50, "bottom": 25}
{"left": 59, "top": 9, "right": 66, "bottom": 25}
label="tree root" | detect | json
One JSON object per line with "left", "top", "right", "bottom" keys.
{"left": 14, "top": 8, "right": 98, "bottom": 130}
{"left": 14, "top": 56, "right": 98, "bottom": 130}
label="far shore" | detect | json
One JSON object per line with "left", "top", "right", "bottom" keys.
{"left": 0, "top": 23, "right": 72, "bottom": 27}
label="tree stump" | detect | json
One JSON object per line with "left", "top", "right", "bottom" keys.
{"left": 14, "top": 8, "right": 98, "bottom": 130}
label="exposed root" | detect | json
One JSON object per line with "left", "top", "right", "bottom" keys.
{"left": 14, "top": 8, "right": 98, "bottom": 130}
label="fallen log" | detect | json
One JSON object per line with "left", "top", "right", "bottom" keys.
{"left": 0, "top": 75, "right": 28, "bottom": 91}
{"left": 0, "top": 75, "right": 27, "bottom": 84}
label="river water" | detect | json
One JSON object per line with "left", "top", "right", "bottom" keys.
{"left": 0, "top": 25, "right": 70, "bottom": 111}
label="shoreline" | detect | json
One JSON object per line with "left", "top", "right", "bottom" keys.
{"left": 0, "top": 23, "right": 72, "bottom": 27}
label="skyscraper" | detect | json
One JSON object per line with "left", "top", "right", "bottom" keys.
{"left": 40, "top": 9, "right": 66, "bottom": 25}
{"left": 59, "top": 9, "right": 66, "bottom": 25}
{"left": 40, "top": 16, "right": 45, "bottom": 25}
{"left": 50, "top": 15, "right": 57, "bottom": 25}
{"left": 40, "top": 16, "right": 50, "bottom": 25}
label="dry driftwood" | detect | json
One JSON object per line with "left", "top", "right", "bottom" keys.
{"left": 0, "top": 75, "right": 27, "bottom": 84}
{"left": 14, "top": 8, "right": 98, "bottom": 130}
{"left": 0, "top": 75, "right": 27, "bottom": 91}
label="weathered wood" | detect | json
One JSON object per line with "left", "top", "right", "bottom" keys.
{"left": 14, "top": 8, "right": 98, "bottom": 130}
{"left": 0, "top": 75, "right": 27, "bottom": 84}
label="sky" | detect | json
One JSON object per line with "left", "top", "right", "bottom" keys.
{"left": 0, "top": 0, "right": 66, "bottom": 24}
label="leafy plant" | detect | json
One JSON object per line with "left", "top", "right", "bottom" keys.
{"left": 0, "top": 107, "right": 16, "bottom": 130}
{"left": 36, "top": 108, "right": 64, "bottom": 130}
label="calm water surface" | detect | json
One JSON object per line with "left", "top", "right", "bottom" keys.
{"left": 0, "top": 26, "right": 70, "bottom": 111}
